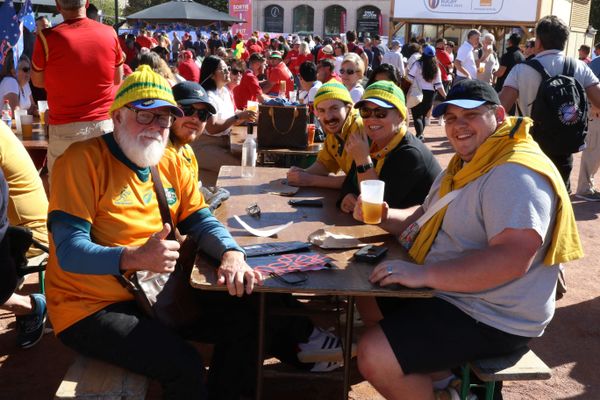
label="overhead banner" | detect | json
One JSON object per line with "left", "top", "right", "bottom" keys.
{"left": 394, "top": 0, "right": 539, "bottom": 23}
{"left": 230, "top": 0, "right": 252, "bottom": 38}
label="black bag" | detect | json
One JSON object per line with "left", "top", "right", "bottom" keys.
{"left": 527, "top": 58, "right": 588, "bottom": 154}
{"left": 257, "top": 104, "right": 309, "bottom": 149}
{"left": 116, "top": 166, "right": 203, "bottom": 330}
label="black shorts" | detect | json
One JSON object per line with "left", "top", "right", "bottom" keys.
{"left": 377, "top": 297, "right": 531, "bottom": 375}
{"left": 0, "top": 237, "right": 18, "bottom": 305}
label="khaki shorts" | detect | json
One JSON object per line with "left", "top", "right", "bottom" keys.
{"left": 48, "top": 119, "right": 113, "bottom": 176}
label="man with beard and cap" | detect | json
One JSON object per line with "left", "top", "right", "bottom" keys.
{"left": 355, "top": 79, "right": 582, "bottom": 400}
{"left": 287, "top": 80, "right": 363, "bottom": 188}
{"left": 45, "top": 65, "right": 261, "bottom": 400}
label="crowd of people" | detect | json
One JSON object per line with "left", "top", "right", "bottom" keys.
{"left": 0, "top": 1, "right": 597, "bottom": 398}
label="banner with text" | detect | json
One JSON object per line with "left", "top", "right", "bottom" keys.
{"left": 230, "top": 0, "right": 252, "bottom": 38}
{"left": 394, "top": 0, "right": 539, "bottom": 23}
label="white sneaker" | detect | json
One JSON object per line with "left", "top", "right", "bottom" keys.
{"left": 297, "top": 328, "right": 344, "bottom": 372}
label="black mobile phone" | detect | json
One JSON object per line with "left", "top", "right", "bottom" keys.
{"left": 288, "top": 199, "right": 323, "bottom": 207}
{"left": 354, "top": 245, "right": 388, "bottom": 263}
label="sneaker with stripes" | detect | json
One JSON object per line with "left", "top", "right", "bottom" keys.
{"left": 297, "top": 327, "right": 343, "bottom": 372}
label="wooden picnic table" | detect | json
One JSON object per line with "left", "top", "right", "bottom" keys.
{"left": 190, "top": 166, "right": 432, "bottom": 399}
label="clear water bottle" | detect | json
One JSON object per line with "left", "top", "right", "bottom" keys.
{"left": 1, "top": 100, "right": 12, "bottom": 128}
{"left": 241, "top": 131, "right": 257, "bottom": 178}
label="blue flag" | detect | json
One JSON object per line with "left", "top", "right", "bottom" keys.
{"left": 17, "top": 0, "right": 35, "bottom": 33}
{"left": 0, "top": 0, "right": 20, "bottom": 67}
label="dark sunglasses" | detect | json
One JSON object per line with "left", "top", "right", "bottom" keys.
{"left": 218, "top": 66, "right": 231, "bottom": 73}
{"left": 359, "top": 107, "right": 390, "bottom": 119}
{"left": 20, "top": 67, "right": 30, "bottom": 72}
{"left": 339, "top": 68, "right": 355, "bottom": 75}
{"left": 181, "top": 106, "right": 212, "bottom": 121}
{"left": 230, "top": 68, "right": 243, "bottom": 75}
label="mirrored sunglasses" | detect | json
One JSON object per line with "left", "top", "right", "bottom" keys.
{"left": 359, "top": 107, "right": 390, "bottom": 119}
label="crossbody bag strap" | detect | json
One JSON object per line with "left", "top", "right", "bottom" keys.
{"left": 149, "top": 165, "right": 176, "bottom": 241}
{"left": 414, "top": 188, "right": 463, "bottom": 228}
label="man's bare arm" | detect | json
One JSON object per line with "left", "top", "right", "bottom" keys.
{"left": 499, "top": 86, "right": 519, "bottom": 111}
{"left": 454, "top": 59, "right": 469, "bottom": 78}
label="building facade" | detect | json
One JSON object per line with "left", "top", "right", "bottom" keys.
{"left": 252, "top": 0, "right": 390, "bottom": 38}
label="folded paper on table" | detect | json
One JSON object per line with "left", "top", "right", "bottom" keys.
{"left": 234, "top": 215, "right": 293, "bottom": 237}
{"left": 261, "top": 178, "right": 299, "bottom": 196}
{"left": 246, "top": 252, "right": 333, "bottom": 275}
{"left": 308, "top": 228, "right": 366, "bottom": 249}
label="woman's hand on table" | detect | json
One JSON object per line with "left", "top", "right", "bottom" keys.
{"left": 370, "top": 260, "right": 427, "bottom": 289}
{"left": 352, "top": 196, "right": 389, "bottom": 223}
{"left": 345, "top": 131, "right": 370, "bottom": 164}
{"left": 217, "top": 250, "right": 263, "bottom": 296}
{"left": 340, "top": 193, "right": 357, "bottom": 213}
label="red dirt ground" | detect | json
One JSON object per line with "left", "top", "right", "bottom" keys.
{"left": 1, "top": 122, "right": 598, "bottom": 400}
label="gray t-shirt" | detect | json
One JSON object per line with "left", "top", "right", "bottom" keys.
{"left": 422, "top": 163, "right": 559, "bottom": 337}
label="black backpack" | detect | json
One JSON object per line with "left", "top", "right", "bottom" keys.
{"left": 527, "top": 57, "right": 588, "bottom": 154}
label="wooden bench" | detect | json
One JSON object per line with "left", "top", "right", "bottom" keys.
{"left": 55, "top": 356, "right": 149, "bottom": 400}
{"left": 460, "top": 349, "right": 551, "bottom": 400}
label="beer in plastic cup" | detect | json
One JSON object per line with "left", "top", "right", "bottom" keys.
{"left": 360, "top": 180, "right": 385, "bottom": 224}
{"left": 20, "top": 114, "right": 34, "bottom": 139}
{"left": 37, "top": 101, "right": 48, "bottom": 125}
{"left": 307, "top": 124, "right": 316, "bottom": 145}
{"left": 246, "top": 100, "right": 259, "bottom": 112}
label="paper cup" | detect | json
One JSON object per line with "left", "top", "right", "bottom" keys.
{"left": 15, "top": 110, "right": 27, "bottom": 134}
{"left": 20, "top": 114, "right": 34, "bottom": 139}
{"left": 360, "top": 180, "right": 385, "bottom": 224}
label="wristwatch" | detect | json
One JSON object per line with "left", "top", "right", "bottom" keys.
{"left": 356, "top": 161, "right": 374, "bottom": 173}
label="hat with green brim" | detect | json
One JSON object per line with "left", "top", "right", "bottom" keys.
{"left": 354, "top": 81, "right": 406, "bottom": 120}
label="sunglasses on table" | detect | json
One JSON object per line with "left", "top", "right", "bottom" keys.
{"left": 180, "top": 106, "right": 212, "bottom": 121}
{"left": 126, "top": 106, "right": 174, "bottom": 128}
{"left": 359, "top": 107, "right": 391, "bottom": 119}
{"left": 339, "top": 68, "right": 356, "bottom": 75}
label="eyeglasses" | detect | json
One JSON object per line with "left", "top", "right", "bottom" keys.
{"left": 126, "top": 106, "right": 173, "bottom": 128}
{"left": 230, "top": 68, "right": 243, "bottom": 75}
{"left": 180, "top": 105, "right": 212, "bottom": 122}
{"left": 359, "top": 107, "right": 390, "bottom": 119}
{"left": 20, "top": 67, "right": 30, "bottom": 72}
{"left": 339, "top": 68, "right": 356, "bottom": 75}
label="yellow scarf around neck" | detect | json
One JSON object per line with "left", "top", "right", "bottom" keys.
{"left": 408, "top": 116, "right": 583, "bottom": 266}
{"left": 370, "top": 125, "right": 408, "bottom": 176}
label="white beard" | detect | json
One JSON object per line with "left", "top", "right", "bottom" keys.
{"left": 114, "top": 127, "right": 167, "bottom": 168}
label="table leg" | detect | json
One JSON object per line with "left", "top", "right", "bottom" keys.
{"left": 256, "top": 292, "right": 266, "bottom": 400}
{"left": 343, "top": 295, "right": 355, "bottom": 400}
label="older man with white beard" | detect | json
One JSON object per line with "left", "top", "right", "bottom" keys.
{"left": 44, "top": 65, "right": 262, "bottom": 400}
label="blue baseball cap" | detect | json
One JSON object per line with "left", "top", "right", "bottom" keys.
{"left": 130, "top": 99, "right": 184, "bottom": 117}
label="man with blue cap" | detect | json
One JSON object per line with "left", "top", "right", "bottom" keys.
{"left": 356, "top": 79, "right": 582, "bottom": 399}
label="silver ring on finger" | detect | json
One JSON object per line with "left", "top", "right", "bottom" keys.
{"left": 386, "top": 266, "right": 393, "bottom": 276}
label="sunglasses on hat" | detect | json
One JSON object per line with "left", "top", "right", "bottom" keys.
{"left": 180, "top": 105, "right": 212, "bottom": 121}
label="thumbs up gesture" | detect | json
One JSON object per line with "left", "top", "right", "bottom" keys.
{"left": 120, "top": 224, "right": 181, "bottom": 273}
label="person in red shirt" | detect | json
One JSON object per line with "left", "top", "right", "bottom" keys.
{"left": 316, "top": 58, "right": 342, "bottom": 83}
{"left": 435, "top": 38, "right": 453, "bottom": 92}
{"left": 177, "top": 50, "right": 200, "bottom": 82}
{"left": 135, "top": 29, "right": 154, "bottom": 49}
{"left": 233, "top": 53, "right": 270, "bottom": 109}
{"left": 265, "top": 51, "right": 294, "bottom": 96}
{"left": 246, "top": 37, "right": 263, "bottom": 56}
{"left": 285, "top": 40, "right": 300, "bottom": 70}
{"left": 31, "top": 0, "right": 123, "bottom": 175}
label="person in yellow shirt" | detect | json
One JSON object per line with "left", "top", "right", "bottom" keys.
{"left": 0, "top": 121, "right": 48, "bottom": 349}
{"left": 46, "top": 66, "right": 262, "bottom": 399}
{"left": 286, "top": 80, "right": 363, "bottom": 188}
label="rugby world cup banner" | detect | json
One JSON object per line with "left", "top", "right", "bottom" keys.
{"left": 230, "top": 0, "right": 252, "bottom": 38}
{"left": 394, "top": 0, "right": 539, "bottom": 23}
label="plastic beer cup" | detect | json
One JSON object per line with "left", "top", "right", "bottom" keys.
{"left": 20, "top": 114, "right": 34, "bottom": 139}
{"left": 360, "top": 180, "right": 385, "bottom": 224}
{"left": 307, "top": 124, "right": 316, "bottom": 145}
{"left": 246, "top": 100, "right": 259, "bottom": 112}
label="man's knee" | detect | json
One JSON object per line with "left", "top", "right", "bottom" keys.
{"left": 358, "top": 326, "right": 402, "bottom": 380}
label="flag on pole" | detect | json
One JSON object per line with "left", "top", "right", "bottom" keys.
{"left": 17, "top": 0, "right": 35, "bottom": 33}
{"left": 0, "top": 0, "right": 21, "bottom": 67}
